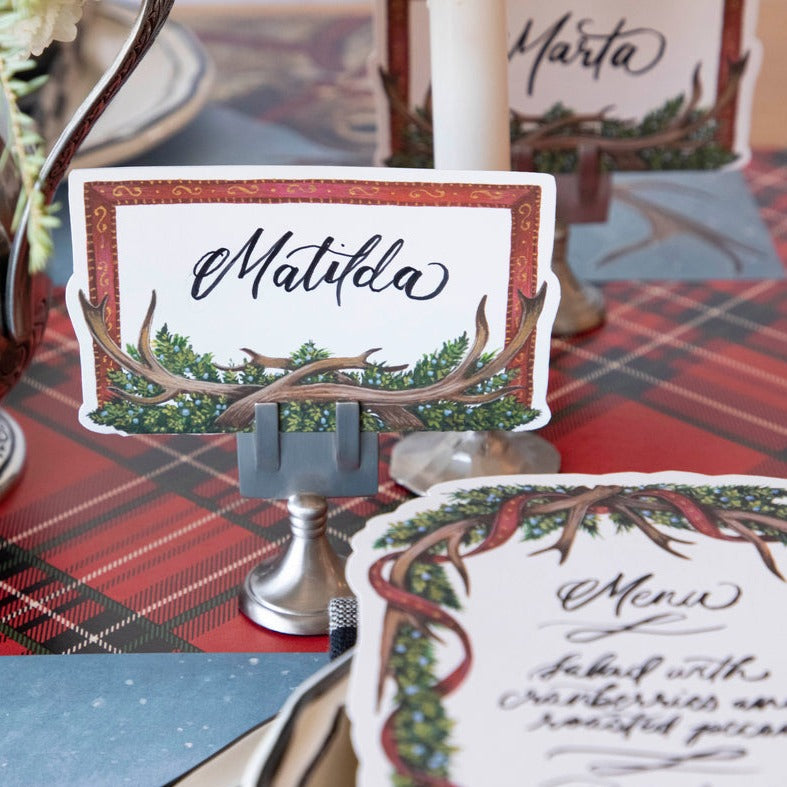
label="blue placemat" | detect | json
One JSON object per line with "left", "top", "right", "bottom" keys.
{"left": 0, "top": 652, "right": 327, "bottom": 786}
{"left": 569, "top": 170, "right": 783, "bottom": 280}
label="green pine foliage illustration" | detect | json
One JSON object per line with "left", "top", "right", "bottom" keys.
{"left": 0, "top": 38, "right": 60, "bottom": 273}
{"left": 598, "top": 96, "right": 736, "bottom": 171}
{"left": 375, "top": 482, "right": 787, "bottom": 784}
{"left": 389, "top": 624, "right": 455, "bottom": 786}
{"left": 374, "top": 483, "right": 576, "bottom": 551}
{"left": 89, "top": 325, "right": 539, "bottom": 433}
{"left": 387, "top": 94, "right": 736, "bottom": 173}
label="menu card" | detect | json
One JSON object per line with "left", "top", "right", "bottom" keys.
{"left": 347, "top": 471, "right": 787, "bottom": 786}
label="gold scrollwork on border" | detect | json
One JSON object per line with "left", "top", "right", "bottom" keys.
{"left": 517, "top": 200, "right": 534, "bottom": 232}
{"left": 469, "top": 189, "right": 507, "bottom": 201}
{"left": 348, "top": 186, "right": 382, "bottom": 197}
{"left": 98, "top": 269, "right": 112, "bottom": 293}
{"left": 408, "top": 188, "right": 446, "bottom": 199}
{"left": 227, "top": 184, "right": 261, "bottom": 195}
{"left": 172, "top": 185, "right": 203, "bottom": 196}
{"left": 516, "top": 201, "right": 534, "bottom": 219}
{"left": 285, "top": 183, "right": 318, "bottom": 195}
{"left": 93, "top": 205, "right": 109, "bottom": 232}
{"left": 112, "top": 185, "right": 143, "bottom": 198}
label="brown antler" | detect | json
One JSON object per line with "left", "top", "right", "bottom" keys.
{"left": 78, "top": 290, "right": 258, "bottom": 404}
{"left": 512, "top": 105, "right": 617, "bottom": 144}
{"left": 214, "top": 286, "right": 546, "bottom": 428}
{"left": 379, "top": 67, "right": 432, "bottom": 135}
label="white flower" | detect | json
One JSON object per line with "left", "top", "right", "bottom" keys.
{"left": 11, "top": 0, "right": 89, "bottom": 57}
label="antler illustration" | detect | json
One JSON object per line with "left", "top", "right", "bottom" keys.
{"left": 79, "top": 290, "right": 258, "bottom": 403}
{"left": 79, "top": 285, "right": 546, "bottom": 430}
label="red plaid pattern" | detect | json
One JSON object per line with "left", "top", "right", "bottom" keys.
{"left": 745, "top": 150, "right": 787, "bottom": 263}
{"left": 543, "top": 280, "right": 787, "bottom": 478}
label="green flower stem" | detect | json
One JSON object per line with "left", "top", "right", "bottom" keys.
{"left": 0, "top": 40, "right": 59, "bottom": 273}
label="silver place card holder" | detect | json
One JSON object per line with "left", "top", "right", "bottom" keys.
{"left": 236, "top": 401, "right": 378, "bottom": 635}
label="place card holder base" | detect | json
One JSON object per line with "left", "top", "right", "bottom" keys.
{"left": 237, "top": 401, "right": 378, "bottom": 635}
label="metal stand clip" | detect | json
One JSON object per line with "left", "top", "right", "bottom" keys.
{"left": 237, "top": 402, "right": 378, "bottom": 499}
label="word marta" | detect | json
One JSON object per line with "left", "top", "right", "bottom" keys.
{"left": 190, "top": 227, "right": 450, "bottom": 305}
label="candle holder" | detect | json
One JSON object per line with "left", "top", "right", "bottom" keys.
{"left": 390, "top": 429, "right": 559, "bottom": 495}
{"left": 0, "top": 410, "right": 25, "bottom": 498}
{"left": 527, "top": 147, "right": 611, "bottom": 337}
{"left": 550, "top": 221, "right": 605, "bottom": 336}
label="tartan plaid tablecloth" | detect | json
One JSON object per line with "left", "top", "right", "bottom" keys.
{"left": 1, "top": 277, "right": 785, "bottom": 655}
{"left": 745, "top": 149, "right": 787, "bottom": 263}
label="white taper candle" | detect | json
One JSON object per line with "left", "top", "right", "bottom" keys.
{"left": 427, "top": 0, "right": 511, "bottom": 171}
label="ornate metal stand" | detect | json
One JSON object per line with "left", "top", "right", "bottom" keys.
{"left": 0, "top": 408, "right": 25, "bottom": 498}
{"left": 237, "top": 402, "right": 377, "bottom": 635}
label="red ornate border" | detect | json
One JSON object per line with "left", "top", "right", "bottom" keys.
{"left": 717, "top": 0, "right": 745, "bottom": 149}
{"left": 82, "top": 177, "right": 543, "bottom": 407}
{"left": 386, "top": 0, "right": 410, "bottom": 156}
{"left": 384, "top": 0, "right": 748, "bottom": 157}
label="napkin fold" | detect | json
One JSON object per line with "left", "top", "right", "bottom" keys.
{"left": 328, "top": 597, "right": 358, "bottom": 660}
